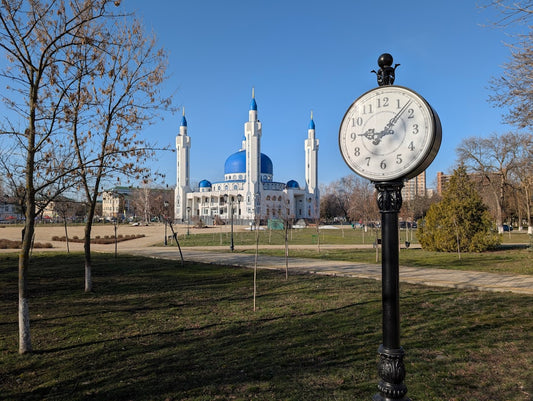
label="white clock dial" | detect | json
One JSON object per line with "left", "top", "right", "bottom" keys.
{"left": 339, "top": 86, "right": 441, "bottom": 181}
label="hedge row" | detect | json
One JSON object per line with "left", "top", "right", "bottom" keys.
{"left": 0, "top": 239, "right": 53, "bottom": 249}
{"left": 51, "top": 234, "right": 145, "bottom": 244}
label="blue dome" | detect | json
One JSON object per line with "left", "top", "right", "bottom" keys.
{"left": 224, "top": 150, "right": 273, "bottom": 175}
{"left": 180, "top": 115, "right": 187, "bottom": 127}
{"left": 308, "top": 118, "right": 315, "bottom": 130}
{"left": 198, "top": 179, "right": 211, "bottom": 188}
{"left": 286, "top": 180, "right": 299, "bottom": 189}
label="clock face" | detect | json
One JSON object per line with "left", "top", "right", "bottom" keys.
{"left": 339, "top": 85, "right": 441, "bottom": 181}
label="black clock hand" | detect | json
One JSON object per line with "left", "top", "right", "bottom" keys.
{"left": 358, "top": 100, "right": 413, "bottom": 145}
{"left": 358, "top": 128, "right": 376, "bottom": 141}
{"left": 359, "top": 127, "right": 392, "bottom": 145}
{"left": 379, "top": 100, "right": 413, "bottom": 139}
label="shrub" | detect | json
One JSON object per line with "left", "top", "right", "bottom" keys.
{"left": 418, "top": 166, "right": 501, "bottom": 252}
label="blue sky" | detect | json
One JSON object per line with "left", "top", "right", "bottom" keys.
{"left": 122, "top": 0, "right": 514, "bottom": 190}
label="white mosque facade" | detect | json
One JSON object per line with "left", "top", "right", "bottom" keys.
{"left": 175, "top": 93, "right": 319, "bottom": 225}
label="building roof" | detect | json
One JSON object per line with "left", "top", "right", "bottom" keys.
{"left": 286, "top": 180, "right": 300, "bottom": 189}
{"left": 224, "top": 150, "right": 273, "bottom": 175}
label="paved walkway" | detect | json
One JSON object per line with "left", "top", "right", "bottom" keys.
{"left": 127, "top": 247, "right": 533, "bottom": 295}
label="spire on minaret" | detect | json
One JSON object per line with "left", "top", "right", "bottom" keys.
{"left": 249, "top": 87, "right": 258, "bottom": 121}
{"left": 180, "top": 107, "right": 187, "bottom": 127}
{"left": 308, "top": 110, "right": 315, "bottom": 130}
{"left": 250, "top": 87, "right": 257, "bottom": 111}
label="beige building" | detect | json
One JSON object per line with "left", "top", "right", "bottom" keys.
{"left": 402, "top": 171, "right": 426, "bottom": 201}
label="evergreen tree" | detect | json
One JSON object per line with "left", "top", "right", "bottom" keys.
{"left": 418, "top": 166, "right": 501, "bottom": 252}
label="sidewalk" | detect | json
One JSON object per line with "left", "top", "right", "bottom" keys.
{"left": 127, "top": 247, "right": 533, "bottom": 295}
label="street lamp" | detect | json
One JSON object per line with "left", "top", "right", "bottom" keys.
{"left": 237, "top": 194, "right": 242, "bottom": 225}
{"left": 186, "top": 206, "right": 191, "bottom": 237}
{"left": 224, "top": 194, "right": 242, "bottom": 252}
{"left": 224, "top": 194, "right": 233, "bottom": 251}
{"left": 164, "top": 200, "right": 169, "bottom": 246}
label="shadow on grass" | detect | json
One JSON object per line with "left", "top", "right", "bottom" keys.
{"left": 1, "top": 253, "right": 532, "bottom": 401}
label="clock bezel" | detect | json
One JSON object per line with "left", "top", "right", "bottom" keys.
{"left": 339, "top": 85, "right": 442, "bottom": 182}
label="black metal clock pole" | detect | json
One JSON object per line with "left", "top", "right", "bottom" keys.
{"left": 373, "top": 180, "right": 410, "bottom": 401}
{"left": 339, "top": 53, "right": 441, "bottom": 400}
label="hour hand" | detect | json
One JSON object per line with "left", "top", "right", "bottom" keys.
{"left": 359, "top": 128, "right": 388, "bottom": 145}
{"left": 358, "top": 128, "right": 377, "bottom": 141}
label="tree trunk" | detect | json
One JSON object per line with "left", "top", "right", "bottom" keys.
{"left": 284, "top": 222, "right": 289, "bottom": 280}
{"left": 84, "top": 202, "right": 96, "bottom": 293}
{"left": 63, "top": 219, "right": 70, "bottom": 253}
{"left": 18, "top": 222, "right": 34, "bottom": 354}
{"left": 84, "top": 230, "right": 92, "bottom": 293}
{"left": 19, "top": 180, "right": 36, "bottom": 354}
{"left": 524, "top": 183, "right": 532, "bottom": 233}
{"left": 19, "top": 81, "right": 38, "bottom": 354}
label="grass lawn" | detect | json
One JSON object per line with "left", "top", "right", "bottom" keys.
{"left": 0, "top": 253, "right": 532, "bottom": 401}
{"left": 177, "top": 226, "right": 532, "bottom": 248}
{"left": 177, "top": 227, "right": 532, "bottom": 275}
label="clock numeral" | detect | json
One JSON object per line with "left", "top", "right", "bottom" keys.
{"left": 412, "top": 124, "right": 419, "bottom": 134}
{"left": 365, "top": 157, "right": 371, "bottom": 166}
{"left": 350, "top": 132, "right": 357, "bottom": 141}
{"left": 363, "top": 104, "right": 373, "bottom": 114}
{"left": 407, "top": 108, "right": 415, "bottom": 119}
{"left": 408, "top": 141, "right": 415, "bottom": 151}
{"left": 396, "top": 99, "right": 402, "bottom": 109}
{"left": 352, "top": 117, "right": 363, "bottom": 127}
{"left": 380, "top": 160, "right": 387, "bottom": 170}
{"left": 354, "top": 147, "right": 360, "bottom": 157}
{"left": 396, "top": 154, "right": 403, "bottom": 164}
{"left": 377, "top": 97, "right": 389, "bottom": 108}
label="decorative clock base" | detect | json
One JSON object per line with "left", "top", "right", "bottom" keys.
{"left": 373, "top": 345, "right": 411, "bottom": 401}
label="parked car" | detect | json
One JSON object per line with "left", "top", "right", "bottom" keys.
{"left": 502, "top": 224, "right": 513, "bottom": 232}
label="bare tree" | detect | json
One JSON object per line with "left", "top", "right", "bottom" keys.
{"left": 347, "top": 176, "right": 378, "bottom": 227}
{"left": 509, "top": 133, "right": 533, "bottom": 232}
{"left": 482, "top": 1, "right": 532, "bottom": 130}
{"left": 456, "top": 132, "right": 525, "bottom": 232}
{"left": 0, "top": 0, "right": 127, "bottom": 354}
{"left": 66, "top": 14, "right": 172, "bottom": 292}
{"left": 53, "top": 197, "right": 76, "bottom": 253}
{"left": 488, "top": 31, "right": 533, "bottom": 130}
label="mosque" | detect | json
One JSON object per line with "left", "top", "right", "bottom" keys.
{"left": 174, "top": 91, "right": 320, "bottom": 225}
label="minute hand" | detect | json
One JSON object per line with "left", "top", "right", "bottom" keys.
{"left": 380, "top": 99, "right": 412, "bottom": 139}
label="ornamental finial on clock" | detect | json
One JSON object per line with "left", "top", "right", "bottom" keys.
{"left": 371, "top": 53, "right": 400, "bottom": 86}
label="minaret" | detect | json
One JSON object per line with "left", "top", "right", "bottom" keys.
{"left": 244, "top": 88, "right": 262, "bottom": 218}
{"left": 175, "top": 108, "right": 191, "bottom": 221}
{"left": 305, "top": 111, "right": 319, "bottom": 218}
